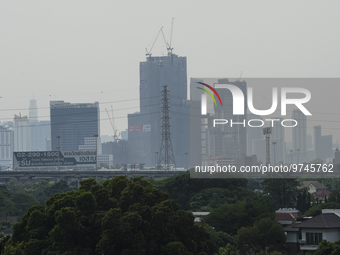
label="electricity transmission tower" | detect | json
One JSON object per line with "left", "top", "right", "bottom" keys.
{"left": 158, "top": 85, "right": 176, "bottom": 170}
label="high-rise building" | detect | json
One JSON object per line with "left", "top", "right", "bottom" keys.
{"left": 29, "top": 99, "right": 38, "bottom": 123}
{"left": 50, "top": 101, "right": 100, "bottom": 151}
{"left": 205, "top": 79, "right": 247, "bottom": 159}
{"left": 314, "top": 125, "right": 333, "bottom": 161}
{"left": 271, "top": 117, "right": 286, "bottom": 163}
{"left": 292, "top": 109, "right": 307, "bottom": 163}
{"left": 0, "top": 124, "right": 14, "bottom": 170}
{"left": 246, "top": 113, "right": 263, "bottom": 156}
{"left": 128, "top": 54, "right": 190, "bottom": 167}
{"left": 13, "top": 114, "right": 30, "bottom": 151}
{"left": 29, "top": 99, "right": 51, "bottom": 151}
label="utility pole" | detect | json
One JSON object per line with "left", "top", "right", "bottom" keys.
{"left": 272, "top": 141, "right": 277, "bottom": 165}
{"left": 155, "top": 151, "right": 158, "bottom": 169}
{"left": 263, "top": 127, "right": 272, "bottom": 165}
{"left": 158, "top": 85, "right": 176, "bottom": 170}
{"left": 185, "top": 152, "right": 188, "bottom": 170}
{"left": 94, "top": 134, "right": 98, "bottom": 171}
{"left": 57, "top": 136, "right": 60, "bottom": 171}
{"left": 290, "top": 149, "right": 293, "bottom": 164}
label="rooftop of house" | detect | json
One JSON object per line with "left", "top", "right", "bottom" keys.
{"left": 275, "top": 208, "right": 302, "bottom": 222}
{"left": 285, "top": 210, "right": 340, "bottom": 230}
{"left": 313, "top": 189, "right": 332, "bottom": 198}
{"left": 285, "top": 223, "right": 301, "bottom": 232}
{"left": 299, "top": 181, "right": 328, "bottom": 190}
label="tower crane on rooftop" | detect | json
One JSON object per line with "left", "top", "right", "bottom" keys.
{"left": 145, "top": 18, "right": 175, "bottom": 57}
{"left": 106, "top": 106, "right": 120, "bottom": 143}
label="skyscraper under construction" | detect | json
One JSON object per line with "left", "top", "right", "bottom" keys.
{"left": 128, "top": 54, "right": 190, "bottom": 168}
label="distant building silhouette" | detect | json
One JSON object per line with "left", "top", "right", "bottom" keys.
{"left": 29, "top": 99, "right": 51, "bottom": 151}
{"left": 202, "top": 79, "right": 247, "bottom": 160}
{"left": 13, "top": 114, "right": 30, "bottom": 152}
{"left": 314, "top": 125, "right": 333, "bottom": 161}
{"left": 0, "top": 124, "right": 14, "bottom": 169}
{"left": 292, "top": 109, "right": 307, "bottom": 163}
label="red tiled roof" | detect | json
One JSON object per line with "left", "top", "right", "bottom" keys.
{"left": 276, "top": 212, "right": 302, "bottom": 221}
{"left": 313, "top": 190, "right": 332, "bottom": 197}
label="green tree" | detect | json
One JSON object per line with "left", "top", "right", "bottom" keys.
{"left": 10, "top": 193, "right": 38, "bottom": 216}
{"left": 202, "top": 201, "right": 273, "bottom": 235}
{"left": 296, "top": 188, "right": 312, "bottom": 212}
{"left": 304, "top": 202, "right": 340, "bottom": 217}
{"left": 188, "top": 187, "right": 255, "bottom": 211}
{"left": 0, "top": 185, "right": 37, "bottom": 217}
{"left": 4, "top": 176, "right": 214, "bottom": 255}
{"left": 201, "top": 224, "right": 233, "bottom": 253}
{"left": 261, "top": 178, "right": 299, "bottom": 208}
{"left": 218, "top": 243, "right": 237, "bottom": 255}
{"left": 312, "top": 239, "right": 340, "bottom": 255}
{"left": 234, "top": 217, "right": 286, "bottom": 255}
{"left": 154, "top": 173, "right": 248, "bottom": 210}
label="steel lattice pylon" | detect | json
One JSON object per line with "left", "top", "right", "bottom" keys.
{"left": 158, "top": 85, "right": 176, "bottom": 170}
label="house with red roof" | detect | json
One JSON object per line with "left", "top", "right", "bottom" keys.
{"left": 313, "top": 189, "right": 332, "bottom": 202}
{"left": 275, "top": 208, "right": 302, "bottom": 226}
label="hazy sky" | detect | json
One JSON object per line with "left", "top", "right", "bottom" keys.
{"left": 0, "top": 0, "right": 339, "bottom": 137}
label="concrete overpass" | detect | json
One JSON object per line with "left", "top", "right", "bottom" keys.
{"left": 0, "top": 170, "right": 187, "bottom": 184}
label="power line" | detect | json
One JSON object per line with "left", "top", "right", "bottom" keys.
{"left": 3, "top": 111, "right": 161, "bottom": 129}
{"left": 0, "top": 95, "right": 161, "bottom": 112}
{"left": 0, "top": 103, "right": 161, "bottom": 121}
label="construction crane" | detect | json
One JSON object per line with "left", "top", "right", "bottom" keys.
{"left": 146, "top": 19, "right": 175, "bottom": 57}
{"left": 237, "top": 71, "right": 243, "bottom": 81}
{"left": 167, "top": 17, "right": 174, "bottom": 56}
{"left": 160, "top": 18, "right": 174, "bottom": 56}
{"left": 105, "top": 106, "right": 120, "bottom": 143}
{"left": 145, "top": 27, "right": 164, "bottom": 57}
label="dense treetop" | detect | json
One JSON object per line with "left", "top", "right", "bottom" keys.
{"left": 1, "top": 176, "right": 214, "bottom": 255}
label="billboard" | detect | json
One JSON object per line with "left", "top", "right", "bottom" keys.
{"left": 13, "top": 151, "right": 97, "bottom": 170}
{"left": 128, "top": 125, "right": 151, "bottom": 132}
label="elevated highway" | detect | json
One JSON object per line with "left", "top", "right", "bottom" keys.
{"left": 0, "top": 170, "right": 187, "bottom": 184}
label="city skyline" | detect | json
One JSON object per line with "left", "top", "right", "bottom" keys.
{"left": 0, "top": 1, "right": 339, "bottom": 138}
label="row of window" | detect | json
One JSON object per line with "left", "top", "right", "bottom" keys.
{"left": 306, "top": 232, "right": 323, "bottom": 245}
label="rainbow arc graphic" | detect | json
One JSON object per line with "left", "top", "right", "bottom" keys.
{"left": 196, "top": 82, "right": 222, "bottom": 106}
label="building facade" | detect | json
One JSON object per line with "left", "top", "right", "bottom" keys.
{"left": 13, "top": 114, "right": 30, "bottom": 152}
{"left": 50, "top": 101, "right": 100, "bottom": 152}
{"left": 29, "top": 99, "right": 51, "bottom": 151}
{"left": 314, "top": 125, "right": 333, "bottom": 161}
{"left": 292, "top": 109, "right": 307, "bottom": 163}
{"left": 0, "top": 124, "right": 14, "bottom": 170}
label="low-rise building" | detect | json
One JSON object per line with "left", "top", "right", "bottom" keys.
{"left": 275, "top": 208, "right": 302, "bottom": 226}
{"left": 285, "top": 209, "right": 340, "bottom": 254}
{"left": 299, "top": 181, "right": 328, "bottom": 194}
